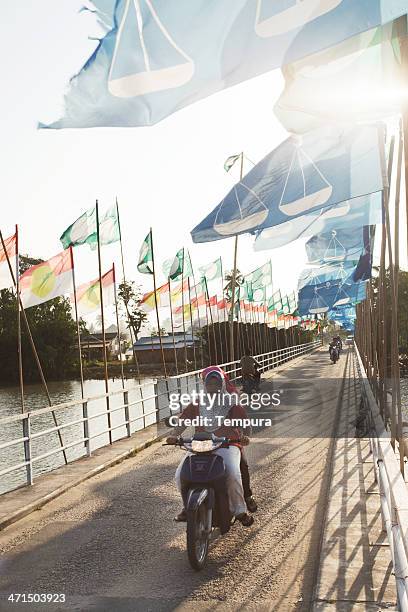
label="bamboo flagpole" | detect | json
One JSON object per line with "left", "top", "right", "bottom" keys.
{"left": 168, "top": 277, "right": 179, "bottom": 374}
{"left": 190, "top": 272, "right": 204, "bottom": 369}
{"left": 204, "top": 276, "right": 218, "bottom": 364}
{"left": 219, "top": 257, "right": 228, "bottom": 363}
{"left": 0, "top": 228, "right": 67, "bottom": 463}
{"left": 187, "top": 277, "right": 197, "bottom": 370}
{"left": 95, "top": 200, "right": 112, "bottom": 444}
{"left": 70, "top": 246, "right": 90, "bottom": 454}
{"left": 14, "top": 226, "right": 25, "bottom": 415}
{"left": 393, "top": 123, "right": 404, "bottom": 472}
{"left": 149, "top": 228, "right": 168, "bottom": 377}
{"left": 14, "top": 226, "right": 30, "bottom": 483}
{"left": 228, "top": 152, "right": 244, "bottom": 363}
{"left": 180, "top": 250, "right": 188, "bottom": 371}
{"left": 112, "top": 263, "right": 125, "bottom": 388}
{"left": 69, "top": 247, "right": 85, "bottom": 398}
{"left": 116, "top": 198, "right": 141, "bottom": 378}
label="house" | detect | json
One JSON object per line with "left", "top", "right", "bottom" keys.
{"left": 133, "top": 332, "right": 199, "bottom": 364}
{"left": 80, "top": 331, "right": 118, "bottom": 361}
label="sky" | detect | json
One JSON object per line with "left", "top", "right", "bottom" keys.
{"left": 1, "top": 2, "right": 406, "bottom": 334}
{"left": 0, "top": 1, "right": 307, "bottom": 302}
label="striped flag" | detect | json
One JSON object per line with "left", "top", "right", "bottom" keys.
{"left": 20, "top": 249, "right": 73, "bottom": 309}
{"left": 0, "top": 231, "right": 17, "bottom": 290}
{"left": 74, "top": 268, "right": 115, "bottom": 317}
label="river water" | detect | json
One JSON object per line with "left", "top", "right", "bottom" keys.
{"left": 0, "top": 377, "right": 174, "bottom": 495}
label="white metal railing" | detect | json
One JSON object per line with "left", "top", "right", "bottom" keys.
{"left": 0, "top": 340, "right": 320, "bottom": 494}
{"left": 355, "top": 345, "right": 408, "bottom": 611}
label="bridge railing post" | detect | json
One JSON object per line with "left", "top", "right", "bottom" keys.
{"left": 23, "top": 413, "right": 33, "bottom": 486}
{"left": 23, "top": 412, "right": 34, "bottom": 485}
{"left": 82, "top": 401, "right": 91, "bottom": 457}
{"left": 154, "top": 380, "right": 159, "bottom": 426}
{"left": 123, "top": 391, "right": 131, "bottom": 438}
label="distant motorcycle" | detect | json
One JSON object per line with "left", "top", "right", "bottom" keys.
{"left": 329, "top": 345, "right": 339, "bottom": 364}
{"left": 166, "top": 432, "right": 242, "bottom": 571}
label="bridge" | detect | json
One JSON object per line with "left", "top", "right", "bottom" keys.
{"left": 0, "top": 342, "right": 406, "bottom": 611}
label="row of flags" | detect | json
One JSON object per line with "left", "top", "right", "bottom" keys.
{"left": 136, "top": 236, "right": 301, "bottom": 331}
{"left": 0, "top": 215, "right": 304, "bottom": 336}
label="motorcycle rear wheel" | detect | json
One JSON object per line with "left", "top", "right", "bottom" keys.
{"left": 187, "top": 503, "right": 209, "bottom": 571}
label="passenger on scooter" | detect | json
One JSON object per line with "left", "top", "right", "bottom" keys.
{"left": 167, "top": 366, "right": 254, "bottom": 527}
{"left": 240, "top": 349, "right": 261, "bottom": 391}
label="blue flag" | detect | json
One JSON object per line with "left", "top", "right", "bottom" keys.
{"left": 191, "top": 124, "right": 386, "bottom": 243}
{"left": 298, "top": 278, "right": 367, "bottom": 315}
{"left": 298, "top": 261, "right": 356, "bottom": 291}
{"left": 39, "top": 1, "right": 407, "bottom": 129}
{"left": 305, "top": 226, "right": 372, "bottom": 264}
{"left": 254, "top": 192, "right": 382, "bottom": 251}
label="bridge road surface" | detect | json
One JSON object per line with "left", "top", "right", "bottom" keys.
{"left": 0, "top": 348, "right": 348, "bottom": 612}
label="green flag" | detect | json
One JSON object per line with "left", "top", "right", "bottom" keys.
{"left": 198, "top": 257, "right": 222, "bottom": 282}
{"left": 268, "top": 290, "right": 283, "bottom": 313}
{"left": 282, "top": 296, "right": 291, "bottom": 315}
{"left": 163, "top": 248, "right": 193, "bottom": 280}
{"left": 244, "top": 261, "right": 272, "bottom": 289}
{"left": 60, "top": 204, "right": 120, "bottom": 250}
{"left": 94, "top": 205, "right": 120, "bottom": 251}
{"left": 137, "top": 231, "right": 153, "bottom": 274}
{"left": 252, "top": 286, "right": 266, "bottom": 303}
{"left": 60, "top": 207, "right": 96, "bottom": 249}
{"left": 224, "top": 154, "right": 241, "bottom": 173}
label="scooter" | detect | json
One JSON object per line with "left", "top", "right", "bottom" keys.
{"left": 329, "top": 346, "right": 339, "bottom": 364}
{"left": 165, "top": 432, "right": 240, "bottom": 571}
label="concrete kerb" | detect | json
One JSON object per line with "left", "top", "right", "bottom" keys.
{"left": 0, "top": 346, "right": 320, "bottom": 532}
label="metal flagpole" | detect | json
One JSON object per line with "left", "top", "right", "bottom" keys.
{"left": 95, "top": 200, "right": 112, "bottom": 444}
{"left": 149, "top": 228, "right": 168, "bottom": 377}
{"left": 0, "top": 229, "right": 67, "bottom": 463}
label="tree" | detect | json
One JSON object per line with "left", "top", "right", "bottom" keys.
{"left": 0, "top": 288, "right": 80, "bottom": 383}
{"left": 151, "top": 327, "right": 166, "bottom": 337}
{"left": 118, "top": 280, "right": 147, "bottom": 341}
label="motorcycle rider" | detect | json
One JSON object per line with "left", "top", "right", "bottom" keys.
{"left": 240, "top": 349, "right": 261, "bottom": 391}
{"left": 329, "top": 338, "right": 339, "bottom": 362}
{"left": 167, "top": 366, "right": 255, "bottom": 527}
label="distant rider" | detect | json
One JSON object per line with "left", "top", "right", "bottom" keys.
{"left": 240, "top": 349, "right": 261, "bottom": 391}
